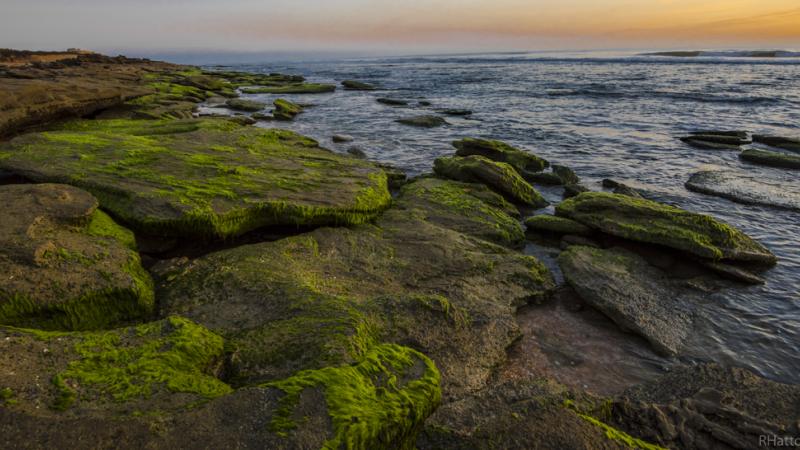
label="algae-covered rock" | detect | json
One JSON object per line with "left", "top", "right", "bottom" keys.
{"left": 0, "top": 316, "right": 231, "bottom": 413}
{"left": 686, "top": 170, "right": 800, "bottom": 212}
{"left": 0, "top": 119, "right": 391, "bottom": 238}
{"left": 681, "top": 134, "right": 750, "bottom": 146}
{"left": 752, "top": 134, "right": 800, "bottom": 152}
{"left": 525, "top": 215, "right": 591, "bottom": 236}
{"left": 552, "top": 165, "right": 579, "bottom": 185}
{"left": 740, "top": 148, "right": 800, "bottom": 169}
{"left": 397, "top": 177, "right": 524, "bottom": 247}
{"left": 377, "top": 98, "right": 409, "bottom": 106}
{"left": 342, "top": 80, "right": 377, "bottom": 90}
{"left": 558, "top": 246, "right": 693, "bottom": 356}
{"left": 453, "top": 138, "right": 549, "bottom": 173}
{"left": 556, "top": 192, "right": 776, "bottom": 264}
{"left": 679, "top": 136, "right": 741, "bottom": 150}
{"left": 0, "top": 183, "right": 153, "bottom": 330}
{"left": 434, "top": 155, "right": 548, "bottom": 207}
{"left": 272, "top": 98, "right": 303, "bottom": 121}
{"left": 240, "top": 83, "right": 336, "bottom": 94}
{"left": 396, "top": 115, "right": 448, "bottom": 128}
{"left": 225, "top": 98, "right": 266, "bottom": 112}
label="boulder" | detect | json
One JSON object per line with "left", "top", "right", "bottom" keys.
{"left": 341, "top": 80, "right": 377, "bottom": 91}
{"left": 558, "top": 246, "right": 694, "bottom": 356}
{"left": 556, "top": 192, "right": 776, "bottom": 264}
{"left": 0, "top": 119, "right": 392, "bottom": 239}
{"left": 377, "top": 98, "right": 409, "bottom": 106}
{"left": 525, "top": 215, "right": 592, "bottom": 236}
{"left": 552, "top": 165, "right": 580, "bottom": 184}
{"left": 272, "top": 98, "right": 303, "bottom": 121}
{"left": 434, "top": 155, "right": 548, "bottom": 207}
{"left": 752, "top": 134, "right": 800, "bottom": 152}
{"left": 686, "top": 170, "right": 800, "bottom": 212}
{"left": 396, "top": 115, "right": 448, "bottom": 128}
{"left": 398, "top": 177, "right": 524, "bottom": 247}
{"left": 332, "top": 134, "right": 354, "bottom": 143}
{"left": 740, "top": 148, "right": 800, "bottom": 169}
{"left": 452, "top": 138, "right": 549, "bottom": 172}
{"left": 224, "top": 98, "right": 265, "bottom": 112}
{"left": 0, "top": 183, "right": 153, "bottom": 330}
{"left": 563, "top": 183, "right": 589, "bottom": 198}
{"left": 523, "top": 171, "right": 564, "bottom": 185}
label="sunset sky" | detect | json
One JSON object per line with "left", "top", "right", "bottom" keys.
{"left": 2, "top": 0, "right": 799, "bottom": 55}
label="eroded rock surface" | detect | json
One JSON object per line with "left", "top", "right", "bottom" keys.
{"left": 686, "top": 170, "right": 800, "bottom": 212}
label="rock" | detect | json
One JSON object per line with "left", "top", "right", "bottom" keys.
{"left": 347, "top": 146, "right": 367, "bottom": 159}
{"left": 376, "top": 98, "right": 409, "bottom": 106}
{"left": 434, "top": 156, "right": 548, "bottom": 207}
{"left": 251, "top": 112, "right": 274, "bottom": 121}
{"left": 563, "top": 183, "right": 589, "bottom": 198}
{"left": 685, "top": 170, "right": 800, "bottom": 212}
{"left": 156, "top": 203, "right": 554, "bottom": 397}
{"left": 740, "top": 148, "right": 800, "bottom": 169}
{"left": 556, "top": 192, "right": 776, "bottom": 264}
{"left": 0, "top": 317, "right": 231, "bottom": 413}
{"left": 398, "top": 177, "right": 524, "bottom": 247}
{"left": 752, "top": 134, "right": 800, "bottom": 152}
{"left": 418, "top": 100, "right": 432, "bottom": 106}
{"left": 239, "top": 83, "right": 336, "bottom": 94}
{"left": 560, "top": 235, "right": 600, "bottom": 249}
{"left": 552, "top": 165, "right": 580, "bottom": 184}
{"left": 272, "top": 98, "right": 303, "bottom": 121}
{"left": 700, "top": 260, "right": 765, "bottom": 285}
{"left": 525, "top": 215, "right": 592, "bottom": 236}
{"left": 601, "top": 179, "right": 644, "bottom": 198}
{"left": 453, "top": 138, "right": 549, "bottom": 172}
{"left": 439, "top": 109, "right": 473, "bottom": 116}
{"left": 376, "top": 163, "right": 408, "bottom": 189}
{"left": 0, "top": 183, "right": 153, "bottom": 330}
{"left": 689, "top": 130, "right": 749, "bottom": 139}
{"left": 396, "top": 115, "right": 448, "bottom": 128}
{"left": 0, "top": 119, "right": 391, "bottom": 239}
{"left": 341, "top": 80, "right": 377, "bottom": 91}
{"left": 224, "top": 98, "right": 265, "bottom": 112}
{"left": 332, "top": 134, "right": 354, "bottom": 143}
{"left": 679, "top": 137, "right": 741, "bottom": 150}
{"left": 226, "top": 115, "right": 256, "bottom": 126}
{"left": 558, "top": 246, "right": 693, "bottom": 356}
{"left": 681, "top": 134, "right": 750, "bottom": 146}
{"left": 523, "top": 171, "right": 564, "bottom": 185}
{"left": 613, "top": 364, "right": 800, "bottom": 450}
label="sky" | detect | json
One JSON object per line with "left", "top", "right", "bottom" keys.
{"left": 2, "top": 0, "right": 799, "bottom": 56}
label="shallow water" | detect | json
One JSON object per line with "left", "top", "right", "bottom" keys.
{"left": 204, "top": 51, "right": 800, "bottom": 385}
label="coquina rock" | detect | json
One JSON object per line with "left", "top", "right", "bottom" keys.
{"left": 0, "top": 183, "right": 153, "bottom": 330}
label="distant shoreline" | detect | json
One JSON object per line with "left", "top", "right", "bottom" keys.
{"left": 642, "top": 50, "right": 800, "bottom": 58}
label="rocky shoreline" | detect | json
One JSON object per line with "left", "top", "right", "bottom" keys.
{"left": 1, "top": 50, "right": 798, "bottom": 449}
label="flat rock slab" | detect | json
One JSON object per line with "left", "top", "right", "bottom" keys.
{"left": 740, "top": 148, "right": 800, "bottom": 170}
{"left": 0, "top": 119, "right": 391, "bottom": 238}
{"left": 558, "top": 246, "right": 693, "bottom": 356}
{"left": 686, "top": 170, "right": 800, "bottom": 212}
{"left": 752, "top": 134, "right": 800, "bottom": 152}
{"left": 453, "top": 138, "right": 549, "bottom": 172}
{"left": 435, "top": 155, "right": 548, "bottom": 207}
{"left": 0, "top": 183, "right": 153, "bottom": 330}
{"left": 556, "top": 192, "right": 776, "bottom": 265}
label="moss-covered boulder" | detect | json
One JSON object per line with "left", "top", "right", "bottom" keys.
{"left": 396, "top": 115, "right": 448, "bottom": 128}
{"left": 0, "top": 183, "right": 153, "bottom": 330}
{"left": 0, "top": 316, "right": 231, "bottom": 414}
{"left": 273, "top": 98, "right": 303, "bottom": 121}
{"left": 397, "top": 177, "right": 524, "bottom": 247}
{"left": 740, "top": 148, "right": 800, "bottom": 169}
{"left": 558, "top": 246, "right": 693, "bottom": 356}
{"left": 434, "top": 156, "right": 548, "bottom": 207}
{"left": 225, "top": 98, "right": 266, "bottom": 112}
{"left": 240, "top": 83, "right": 336, "bottom": 94}
{"left": 453, "top": 138, "right": 549, "bottom": 172}
{"left": 0, "top": 119, "right": 392, "bottom": 238}
{"left": 525, "top": 215, "right": 591, "bottom": 236}
{"left": 556, "top": 192, "right": 776, "bottom": 264}
{"left": 342, "top": 80, "right": 377, "bottom": 90}
{"left": 752, "top": 134, "right": 800, "bottom": 151}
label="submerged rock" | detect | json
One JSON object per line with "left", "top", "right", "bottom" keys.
{"left": 525, "top": 215, "right": 592, "bottom": 236}
{"left": 453, "top": 138, "right": 549, "bottom": 172}
{"left": 556, "top": 192, "right": 776, "bottom": 264}
{"left": 0, "top": 119, "right": 391, "bottom": 238}
{"left": 346, "top": 146, "right": 367, "bottom": 159}
{"left": 376, "top": 97, "right": 409, "bottom": 106}
{"left": 434, "top": 155, "right": 548, "bottom": 207}
{"left": 0, "top": 183, "right": 153, "bottom": 330}
{"left": 439, "top": 109, "right": 473, "bottom": 116}
{"left": 686, "top": 170, "right": 800, "bottom": 212}
{"left": 398, "top": 177, "right": 524, "bottom": 247}
{"left": 224, "top": 98, "right": 265, "bottom": 112}
{"left": 341, "top": 80, "right": 377, "bottom": 91}
{"left": 681, "top": 134, "right": 750, "bottom": 146}
{"left": 272, "top": 98, "right": 303, "bottom": 121}
{"left": 239, "top": 83, "right": 336, "bottom": 94}
{"left": 689, "top": 130, "right": 749, "bottom": 140}
{"left": 396, "top": 115, "right": 448, "bottom": 128}
{"left": 558, "top": 246, "right": 693, "bottom": 356}
{"left": 740, "top": 148, "right": 800, "bottom": 169}
{"left": 331, "top": 134, "right": 354, "bottom": 143}
{"left": 679, "top": 136, "right": 741, "bottom": 150}
{"left": 752, "top": 134, "right": 800, "bottom": 152}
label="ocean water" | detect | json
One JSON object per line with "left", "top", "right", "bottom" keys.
{"left": 202, "top": 51, "right": 800, "bottom": 385}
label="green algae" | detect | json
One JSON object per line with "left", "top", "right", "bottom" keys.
{"left": 556, "top": 192, "right": 775, "bottom": 264}
{"left": 524, "top": 214, "right": 591, "bottom": 236}
{"left": 266, "top": 343, "right": 441, "bottom": 450}
{"left": 434, "top": 155, "right": 547, "bottom": 207}
{"left": 564, "top": 400, "right": 667, "bottom": 450}
{"left": 453, "top": 138, "right": 549, "bottom": 172}
{"left": 86, "top": 209, "right": 137, "bottom": 250}
{"left": 273, "top": 98, "right": 304, "bottom": 121}
{"left": 740, "top": 148, "right": 800, "bottom": 169}
{"left": 50, "top": 316, "right": 231, "bottom": 410}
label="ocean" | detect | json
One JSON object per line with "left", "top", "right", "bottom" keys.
{"left": 199, "top": 50, "right": 800, "bottom": 387}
